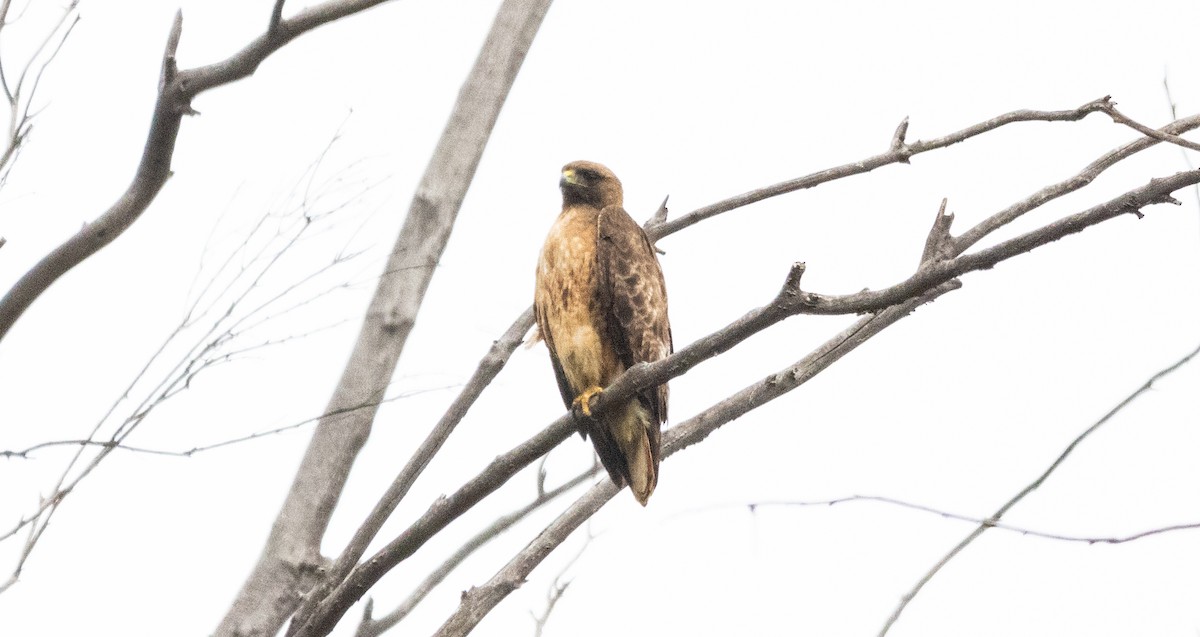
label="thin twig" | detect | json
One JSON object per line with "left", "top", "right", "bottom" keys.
{"left": 0, "top": 0, "right": 79, "bottom": 184}
{"left": 1161, "top": 75, "right": 1200, "bottom": 218}
{"left": 530, "top": 521, "right": 596, "bottom": 637}
{"left": 692, "top": 496, "right": 1200, "bottom": 546}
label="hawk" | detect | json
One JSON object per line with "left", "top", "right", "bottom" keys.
{"left": 534, "top": 160, "right": 672, "bottom": 505}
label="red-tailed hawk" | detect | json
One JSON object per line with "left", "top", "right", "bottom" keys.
{"left": 534, "top": 160, "right": 672, "bottom": 505}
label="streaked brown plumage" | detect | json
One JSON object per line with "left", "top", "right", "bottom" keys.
{"left": 534, "top": 160, "right": 672, "bottom": 505}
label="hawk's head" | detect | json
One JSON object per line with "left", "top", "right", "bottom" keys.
{"left": 560, "top": 160, "right": 623, "bottom": 209}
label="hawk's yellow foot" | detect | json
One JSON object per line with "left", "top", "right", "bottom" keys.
{"left": 571, "top": 385, "right": 604, "bottom": 417}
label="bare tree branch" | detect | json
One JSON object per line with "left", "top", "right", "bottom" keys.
{"left": 1100, "top": 99, "right": 1200, "bottom": 153}
{"left": 703, "top": 496, "right": 1200, "bottom": 546}
{"left": 652, "top": 98, "right": 1200, "bottom": 251}
{"left": 654, "top": 96, "right": 1116, "bottom": 239}
{"left": 876, "top": 340, "right": 1200, "bottom": 637}
{"left": 221, "top": 2, "right": 556, "bottom": 635}
{"left": 431, "top": 281, "right": 963, "bottom": 637}
{"left": 0, "top": 0, "right": 402, "bottom": 342}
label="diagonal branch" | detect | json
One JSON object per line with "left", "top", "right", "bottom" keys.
{"left": 1100, "top": 100, "right": 1200, "bottom": 152}
{"left": 876, "top": 340, "right": 1200, "bottom": 636}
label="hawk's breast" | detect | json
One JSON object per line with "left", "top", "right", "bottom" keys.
{"left": 536, "top": 207, "right": 621, "bottom": 392}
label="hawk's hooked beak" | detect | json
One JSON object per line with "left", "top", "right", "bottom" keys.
{"left": 560, "top": 168, "right": 579, "bottom": 188}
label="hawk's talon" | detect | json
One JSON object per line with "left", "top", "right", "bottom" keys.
{"left": 571, "top": 385, "right": 604, "bottom": 418}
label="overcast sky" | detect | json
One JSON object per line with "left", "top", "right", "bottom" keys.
{"left": 2, "top": 1, "right": 1199, "bottom": 636}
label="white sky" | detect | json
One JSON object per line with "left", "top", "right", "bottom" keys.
{"left": 2, "top": 1, "right": 1199, "bottom": 636}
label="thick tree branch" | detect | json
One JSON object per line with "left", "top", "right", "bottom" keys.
{"left": 876, "top": 340, "right": 1200, "bottom": 637}
{"left": 0, "top": 0, "right": 397, "bottom": 343}
{"left": 0, "top": 10, "right": 184, "bottom": 341}
{"left": 432, "top": 282, "right": 962, "bottom": 636}
{"left": 223, "top": 2, "right": 555, "bottom": 636}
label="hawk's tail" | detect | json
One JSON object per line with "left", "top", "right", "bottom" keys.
{"left": 593, "top": 400, "right": 659, "bottom": 506}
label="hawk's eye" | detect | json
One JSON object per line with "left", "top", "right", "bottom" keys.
{"left": 578, "top": 168, "right": 600, "bottom": 182}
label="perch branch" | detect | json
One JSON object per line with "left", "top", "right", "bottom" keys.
{"left": 431, "top": 282, "right": 961, "bottom": 637}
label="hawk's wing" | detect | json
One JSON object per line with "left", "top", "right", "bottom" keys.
{"left": 533, "top": 303, "right": 576, "bottom": 412}
{"left": 597, "top": 205, "right": 673, "bottom": 430}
